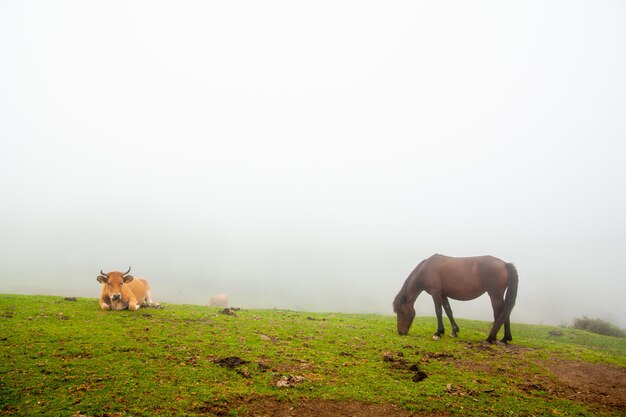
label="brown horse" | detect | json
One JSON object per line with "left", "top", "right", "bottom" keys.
{"left": 393, "top": 254, "right": 518, "bottom": 344}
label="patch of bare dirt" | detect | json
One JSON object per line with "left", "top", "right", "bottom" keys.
{"left": 382, "top": 351, "right": 428, "bottom": 382}
{"left": 449, "top": 343, "right": 626, "bottom": 414}
{"left": 379, "top": 343, "right": 625, "bottom": 414}
{"left": 199, "top": 397, "right": 449, "bottom": 417}
{"left": 212, "top": 356, "right": 249, "bottom": 369}
{"left": 544, "top": 360, "right": 626, "bottom": 413}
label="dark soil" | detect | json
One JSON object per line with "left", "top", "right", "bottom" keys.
{"left": 544, "top": 360, "right": 626, "bottom": 413}
{"left": 212, "top": 357, "right": 625, "bottom": 416}
{"left": 212, "top": 356, "right": 249, "bottom": 369}
{"left": 199, "top": 397, "right": 450, "bottom": 417}
{"left": 452, "top": 343, "right": 626, "bottom": 414}
{"left": 210, "top": 343, "right": 625, "bottom": 415}
{"left": 382, "top": 351, "right": 428, "bottom": 382}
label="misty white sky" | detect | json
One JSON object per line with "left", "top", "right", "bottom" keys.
{"left": 1, "top": 1, "right": 625, "bottom": 329}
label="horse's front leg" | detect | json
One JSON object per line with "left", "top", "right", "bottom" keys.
{"left": 431, "top": 293, "right": 445, "bottom": 340}
{"left": 442, "top": 297, "right": 460, "bottom": 337}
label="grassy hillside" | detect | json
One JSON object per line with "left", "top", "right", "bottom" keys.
{"left": 1, "top": 294, "right": 624, "bottom": 416}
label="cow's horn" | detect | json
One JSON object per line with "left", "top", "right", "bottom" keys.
{"left": 123, "top": 266, "right": 131, "bottom": 276}
{"left": 100, "top": 269, "right": 107, "bottom": 276}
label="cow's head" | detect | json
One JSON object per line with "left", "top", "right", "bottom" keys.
{"left": 97, "top": 267, "right": 134, "bottom": 302}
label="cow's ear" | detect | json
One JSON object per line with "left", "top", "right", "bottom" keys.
{"left": 123, "top": 275, "right": 134, "bottom": 283}
{"left": 97, "top": 275, "right": 108, "bottom": 284}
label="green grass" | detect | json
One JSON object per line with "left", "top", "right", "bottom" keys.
{"left": 1, "top": 294, "right": 625, "bottom": 416}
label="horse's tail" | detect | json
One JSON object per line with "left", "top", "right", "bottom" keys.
{"left": 504, "top": 263, "right": 518, "bottom": 314}
{"left": 498, "top": 263, "right": 518, "bottom": 327}
{"left": 488, "top": 262, "right": 519, "bottom": 342}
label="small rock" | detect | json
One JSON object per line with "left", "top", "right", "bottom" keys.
{"left": 219, "top": 308, "right": 237, "bottom": 317}
{"left": 275, "top": 375, "right": 306, "bottom": 388}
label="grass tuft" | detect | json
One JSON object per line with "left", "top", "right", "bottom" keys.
{"left": 571, "top": 316, "right": 626, "bottom": 338}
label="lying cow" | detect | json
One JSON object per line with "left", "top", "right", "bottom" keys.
{"left": 97, "top": 267, "right": 160, "bottom": 311}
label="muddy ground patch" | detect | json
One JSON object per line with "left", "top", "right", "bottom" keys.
{"left": 199, "top": 397, "right": 450, "bottom": 417}
{"left": 450, "top": 343, "right": 626, "bottom": 414}
{"left": 543, "top": 360, "right": 626, "bottom": 413}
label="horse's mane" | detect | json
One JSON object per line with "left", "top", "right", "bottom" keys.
{"left": 393, "top": 258, "right": 427, "bottom": 312}
{"left": 392, "top": 291, "right": 406, "bottom": 313}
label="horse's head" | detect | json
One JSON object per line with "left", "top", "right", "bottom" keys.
{"left": 395, "top": 307, "right": 415, "bottom": 335}
{"left": 393, "top": 293, "right": 415, "bottom": 335}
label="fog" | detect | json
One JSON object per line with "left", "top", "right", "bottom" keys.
{"left": 1, "top": 2, "right": 625, "bottom": 329}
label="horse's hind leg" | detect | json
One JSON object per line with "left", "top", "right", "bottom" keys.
{"left": 487, "top": 293, "right": 505, "bottom": 343}
{"left": 442, "top": 297, "right": 460, "bottom": 337}
{"left": 501, "top": 318, "right": 512, "bottom": 343}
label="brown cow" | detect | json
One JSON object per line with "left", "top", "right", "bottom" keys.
{"left": 97, "top": 267, "right": 160, "bottom": 311}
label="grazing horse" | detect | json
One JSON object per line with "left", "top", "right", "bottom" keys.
{"left": 393, "top": 254, "right": 518, "bottom": 344}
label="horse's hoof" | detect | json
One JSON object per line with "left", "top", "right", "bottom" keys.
{"left": 432, "top": 335, "right": 441, "bottom": 340}
{"left": 450, "top": 333, "right": 458, "bottom": 338}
